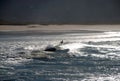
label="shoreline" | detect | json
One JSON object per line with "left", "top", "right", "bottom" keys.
{"left": 0, "top": 25, "right": 120, "bottom": 32}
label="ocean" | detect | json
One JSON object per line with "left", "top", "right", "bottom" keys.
{"left": 0, "top": 30, "right": 120, "bottom": 81}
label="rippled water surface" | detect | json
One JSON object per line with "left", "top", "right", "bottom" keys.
{"left": 0, "top": 30, "right": 120, "bottom": 81}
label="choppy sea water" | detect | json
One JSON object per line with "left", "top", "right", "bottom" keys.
{"left": 0, "top": 30, "right": 120, "bottom": 81}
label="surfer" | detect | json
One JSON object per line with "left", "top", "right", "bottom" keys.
{"left": 60, "top": 40, "right": 63, "bottom": 44}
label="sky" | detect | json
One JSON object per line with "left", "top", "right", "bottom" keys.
{"left": 0, "top": 0, "right": 120, "bottom": 24}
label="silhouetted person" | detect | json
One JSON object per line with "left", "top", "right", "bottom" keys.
{"left": 60, "top": 40, "right": 63, "bottom": 44}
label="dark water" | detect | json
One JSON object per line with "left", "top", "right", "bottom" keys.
{"left": 0, "top": 31, "right": 120, "bottom": 81}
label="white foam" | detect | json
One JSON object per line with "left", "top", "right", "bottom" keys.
{"left": 60, "top": 43, "right": 85, "bottom": 53}
{"left": 82, "top": 74, "right": 120, "bottom": 81}
{"left": 4, "top": 57, "right": 32, "bottom": 65}
{"left": 59, "top": 42, "right": 120, "bottom": 59}
{"left": 85, "top": 44, "right": 120, "bottom": 49}
{"left": 60, "top": 43, "right": 85, "bottom": 50}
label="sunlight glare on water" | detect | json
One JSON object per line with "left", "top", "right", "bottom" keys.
{"left": 0, "top": 31, "right": 120, "bottom": 81}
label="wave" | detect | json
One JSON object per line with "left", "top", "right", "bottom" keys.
{"left": 82, "top": 73, "right": 120, "bottom": 81}
{"left": 1, "top": 31, "right": 120, "bottom": 81}
{"left": 1, "top": 31, "right": 120, "bottom": 65}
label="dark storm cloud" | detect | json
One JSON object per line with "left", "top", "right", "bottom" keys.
{"left": 0, "top": 0, "right": 120, "bottom": 24}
